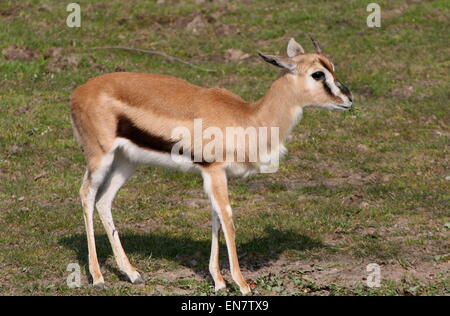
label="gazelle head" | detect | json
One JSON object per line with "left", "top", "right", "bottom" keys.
{"left": 258, "top": 37, "right": 353, "bottom": 111}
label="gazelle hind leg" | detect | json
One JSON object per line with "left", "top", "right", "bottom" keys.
{"left": 95, "top": 151, "right": 143, "bottom": 284}
{"left": 202, "top": 167, "right": 250, "bottom": 295}
{"left": 80, "top": 153, "right": 115, "bottom": 288}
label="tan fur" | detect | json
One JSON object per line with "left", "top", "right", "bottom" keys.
{"left": 71, "top": 53, "right": 348, "bottom": 169}
{"left": 70, "top": 39, "right": 352, "bottom": 294}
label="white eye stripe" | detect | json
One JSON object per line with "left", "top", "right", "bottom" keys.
{"left": 305, "top": 68, "right": 341, "bottom": 98}
{"left": 322, "top": 69, "right": 341, "bottom": 96}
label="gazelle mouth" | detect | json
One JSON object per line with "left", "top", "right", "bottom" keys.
{"left": 319, "top": 103, "right": 352, "bottom": 111}
{"left": 336, "top": 102, "right": 352, "bottom": 110}
{"left": 329, "top": 105, "right": 351, "bottom": 111}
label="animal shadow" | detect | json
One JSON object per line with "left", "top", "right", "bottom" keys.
{"left": 59, "top": 227, "right": 325, "bottom": 281}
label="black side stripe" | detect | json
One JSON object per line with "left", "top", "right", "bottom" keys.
{"left": 322, "top": 81, "right": 334, "bottom": 97}
{"left": 116, "top": 115, "right": 176, "bottom": 153}
{"left": 116, "top": 115, "right": 211, "bottom": 166}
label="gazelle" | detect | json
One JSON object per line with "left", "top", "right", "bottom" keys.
{"left": 70, "top": 37, "right": 352, "bottom": 294}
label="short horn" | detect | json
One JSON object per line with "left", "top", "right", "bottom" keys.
{"left": 309, "top": 34, "right": 322, "bottom": 54}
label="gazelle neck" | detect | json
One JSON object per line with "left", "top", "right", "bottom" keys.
{"left": 252, "top": 74, "right": 304, "bottom": 144}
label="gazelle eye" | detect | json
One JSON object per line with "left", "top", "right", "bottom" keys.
{"left": 311, "top": 71, "right": 325, "bottom": 80}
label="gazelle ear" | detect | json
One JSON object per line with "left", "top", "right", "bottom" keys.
{"left": 287, "top": 38, "right": 304, "bottom": 57}
{"left": 258, "top": 52, "right": 296, "bottom": 71}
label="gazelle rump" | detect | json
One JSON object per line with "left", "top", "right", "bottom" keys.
{"left": 70, "top": 37, "right": 352, "bottom": 294}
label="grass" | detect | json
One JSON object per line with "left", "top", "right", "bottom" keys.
{"left": 0, "top": 0, "right": 449, "bottom": 296}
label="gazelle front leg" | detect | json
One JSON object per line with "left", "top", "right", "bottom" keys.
{"left": 209, "top": 210, "right": 226, "bottom": 291}
{"left": 202, "top": 167, "right": 251, "bottom": 295}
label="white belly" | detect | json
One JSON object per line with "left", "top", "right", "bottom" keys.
{"left": 114, "top": 138, "right": 199, "bottom": 172}
{"left": 113, "top": 137, "right": 286, "bottom": 177}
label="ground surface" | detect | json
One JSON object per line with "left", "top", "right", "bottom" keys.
{"left": 0, "top": 0, "right": 448, "bottom": 296}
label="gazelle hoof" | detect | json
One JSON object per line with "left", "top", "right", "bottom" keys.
{"left": 93, "top": 282, "right": 106, "bottom": 290}
{"left": 125, "top": 271, "right": 144, "bottom": 285}
{"left": 240, "top": 284, "right": 252, "bottom": 295}
{"left": 214, "top": 282, "right": 227, "bottom": 292}
{"left": 131, "top": 275, "right": 145, "bottom": 285}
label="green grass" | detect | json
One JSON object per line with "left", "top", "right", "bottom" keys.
{"left": 0, "top": 0, "right": 449, "bottom": 296}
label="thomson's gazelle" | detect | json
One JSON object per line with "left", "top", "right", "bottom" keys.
{"left": 70, "top": 37, "right": 352, "bottom": 294}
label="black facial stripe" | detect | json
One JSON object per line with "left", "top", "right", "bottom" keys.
{"left": 116, "top": 115, "right": 211, "bottom": 166}
{"left": 322, "top": 81, "right": 334, "bottom": 97}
